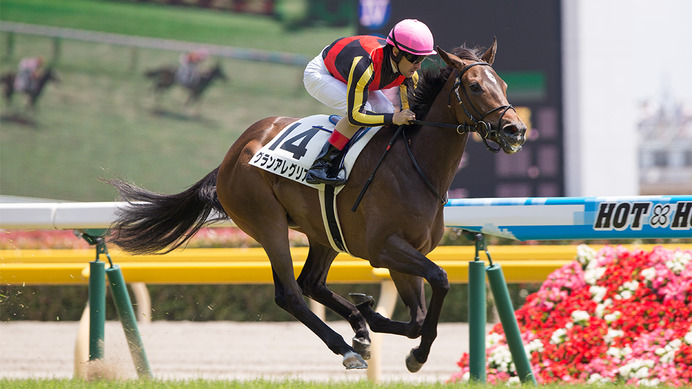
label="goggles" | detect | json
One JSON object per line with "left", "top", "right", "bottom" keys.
{"left": 402, "top": 52, "right": 426, "bottom": 65}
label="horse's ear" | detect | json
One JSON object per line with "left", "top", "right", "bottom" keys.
{"left": 481, "top": 37, "right": 497, "bottom": 65}
{"left": 437, "top": 46, "right": 465, "bottom": 69}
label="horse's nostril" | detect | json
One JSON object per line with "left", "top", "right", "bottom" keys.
{"left": 502, "top": 124, "right": 527, "bottom": 137}
{"left": 503, "top": 125, "right": 519, "bottom": 135}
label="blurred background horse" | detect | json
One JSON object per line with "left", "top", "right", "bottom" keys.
{"left": 144, "top": 62, "right": 227, "bottom": 106}
{"left": 1, "top": 67, "right": 59, "bottom": 111}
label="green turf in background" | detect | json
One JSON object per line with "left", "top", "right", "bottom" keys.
{"left": 0, "top": 0, "right": 353, "bottom": 200}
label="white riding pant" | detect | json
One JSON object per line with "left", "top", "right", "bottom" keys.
{"left": 303, "top": 53, "right": 396, "bottom": 117}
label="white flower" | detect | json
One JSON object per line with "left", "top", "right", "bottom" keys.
{"left": 488, "top": 344, "right": 513, "bottom": 373}
{"left": 487, "top": 332, "right": 504, "bottom": 347}
{"left": 615, "top": 280, "right": 640, "bottom": 300}
{"left": 525, "top": 338, "right": 544, "bottom": 355}
{"left": 616, "top": 280, "right": 639, "bottom": 300}
{"left": 587, "top": 373, "right": 610, "bottom": 384}
{"left": 590, "top": 285, "right": 608, "bottom": 303}
{"left": 607, "top": 347, "right": 622, "bottom": 358}
{"left": 666, "top": 251, "right": 691, "bottom": 274}
{"left": 640, "top": 267, "right": 656, "bottom": 281}
{"left": 605, "top": 329, "right": 623, "bottom": 344}
{"left": 623, "top": 280, "right": 639, "bottom": 291}
{"left": 604, "top": 310, "right": 621, "bottom": 324}
{"left": 576, "top": 244, "right": 597, "bottom": 266}
{"left": 507, "top": 376, "right": 521, "bottom": 385}
{"left": 571, "top": 310, "right": 590, "bottom": 324}
{"left": 640, "top": 378, "right": 661, "bottom": 387}
{"left": 550, "top": 328, "right": 567, "bottom": 344}
{"left": 684, "top": 328, "right": 692, "bottom": 345}
{"left": 634, "top": 366, "right": 650, "bottom": 379}
{"left": 619, "top": 359, "right": 655, "bottom": 380}
{"left": 584, "top": 266, "right": 607, "bottom": 285}
{"left": 595, "top": 299, "right": 614, "bottom": 319}
{"left": 656, "top": 339, "right": 683, "bottom": 364}
{"left": 608, "top": 345, "right": 632, "bottom": 359}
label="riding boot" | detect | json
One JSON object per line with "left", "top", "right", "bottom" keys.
{"left": 306, "top": 143, "right": 346, "bottom": 186}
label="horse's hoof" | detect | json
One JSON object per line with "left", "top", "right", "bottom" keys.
{"left": 352, "top": 336, "right": 371, "bottom": 360}
{"left": 349, "top": 293, "right": 375, "bottom": 308}
{"left": 342, "top": 351, "right": 368, "bottom": 369}
{"left": 405, "top": 349, "right": 425, "bottom": 373}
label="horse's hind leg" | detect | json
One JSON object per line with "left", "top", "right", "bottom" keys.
{"left": 297, "top": 241, "right": 371, "bottom": 359}
{"left": 258, "top": 230, "right": 367, "bottom": 369}
{"left": 351, "top": 270, "right": 427, "bottom": 339}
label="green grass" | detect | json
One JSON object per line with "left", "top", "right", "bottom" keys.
{"left": 0, "top": 379, "right": 455, "bottom": 389}
{"left": 0, "top": 379, "right": 667, "bottom": 389}
{"left": 0, "top": 0, "right": 352, "bottom": 201}
{"left": 0, "top": 0, "right": 347, "bottom": 57}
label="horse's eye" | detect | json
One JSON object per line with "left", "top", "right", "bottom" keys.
{"left": 469, "top": 82, "right": 482, "bottom": 93}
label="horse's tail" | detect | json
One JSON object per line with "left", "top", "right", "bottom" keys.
{"left": 107, "top": 167, "right": 227, "bottom": 255}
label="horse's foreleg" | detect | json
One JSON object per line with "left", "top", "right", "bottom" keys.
{"left": 297, "top": 242, "right": 371, "bottom": 359}
{"left": 368, "top": 234, "right": 450, "bottom": 373}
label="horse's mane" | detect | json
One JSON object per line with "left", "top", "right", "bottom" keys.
{"left": 408, "top": 45, "right": 484, "bottom": 120}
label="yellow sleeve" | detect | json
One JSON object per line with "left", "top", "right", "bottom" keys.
{"left": 345, "top": 56, "right": 394, "bottom": 127}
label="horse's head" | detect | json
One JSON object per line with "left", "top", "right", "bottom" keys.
{"left": 42, "top": 67, "right": 60, "bottom": 84}
{"left": 437, "top": 39, "right": 526, "bottom": 154}
{"left": 211, "top": 62, "right": 228, "bottom": 82}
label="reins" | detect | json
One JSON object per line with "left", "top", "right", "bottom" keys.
{"left": 351, "top": 61, "right": 513, "bottom": 211}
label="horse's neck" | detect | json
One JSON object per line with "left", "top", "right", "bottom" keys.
{"left": 197, "top": 72, "right": 213, "bottom": 90}
{"left": 37, "top": 71, "right": 51, "bottom": 88}
{"left": 410, "top": 71, "right": 469, "bottom": 192}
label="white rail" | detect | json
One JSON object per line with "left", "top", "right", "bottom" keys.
{"left": 1, "top": 195, "right": 690, "bottom": 241}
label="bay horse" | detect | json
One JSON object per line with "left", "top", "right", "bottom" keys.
{"left": 144, "top": 62, "right": 227, "bottom": 105}
{"left": 1, "top": 67, "right": 59, "bottom": 110}
{"left": 109, "top": 39, "right": 526, "bottom": 372}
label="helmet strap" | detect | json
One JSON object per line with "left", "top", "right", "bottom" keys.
{"left": 387, "top": 44, "right": 404, "bottom": 73}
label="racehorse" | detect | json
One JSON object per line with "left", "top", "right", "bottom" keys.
{"left": 144, "top": 62, "right": 227, "bottom": 106}
{"left": 0, "top": 67, "right": 59, "bottom": 110}
{"left": 109, "top": 39, "right": 526, "bottom": 372}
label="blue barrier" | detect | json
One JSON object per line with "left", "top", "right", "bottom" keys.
{"left": 443, "top": 195, "right": 692, "bottom": 241}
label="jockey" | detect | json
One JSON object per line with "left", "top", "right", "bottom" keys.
{"left": 14, "top": 56, "right": 44, "bottom": 92}
{"left": 303, "top": 19, "right": 436, "bottom": 186}
{"left": 176, "top": 48, "right": 208, "bottom": 88}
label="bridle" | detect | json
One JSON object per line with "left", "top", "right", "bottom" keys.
{"left": 352, "top": 62, "right": 518, "bottom": 210}
{"left": 411, "top": 62, "right": 516, "bottom": 153}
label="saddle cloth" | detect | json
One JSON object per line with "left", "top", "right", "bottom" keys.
{"left": 249, "top": 114, "right": 383, "bottom": 254}
{"left": 249, "top": 114, "right": 381, "bottom": 189}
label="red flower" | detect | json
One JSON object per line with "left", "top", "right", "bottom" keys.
{"left": 452, "top": 245, "right": 692, "bottom": 386}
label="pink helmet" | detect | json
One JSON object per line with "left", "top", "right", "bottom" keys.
{"left": 386, "top": 19, "right": 437, "bottom": 56}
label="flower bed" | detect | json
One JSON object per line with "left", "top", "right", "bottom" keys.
{"left": 450, "top": 244, "right": 692, "bottom": 386}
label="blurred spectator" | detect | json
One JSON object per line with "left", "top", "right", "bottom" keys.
{"left": 14, "top": 56, "right": 44, "bottom": 92}
{"left": 175, "top": 48, "right": 209, "bottom": 88}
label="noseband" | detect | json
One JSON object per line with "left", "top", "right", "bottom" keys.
{"left": 412, "top": 62, "right": 516, "bottom": 153}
